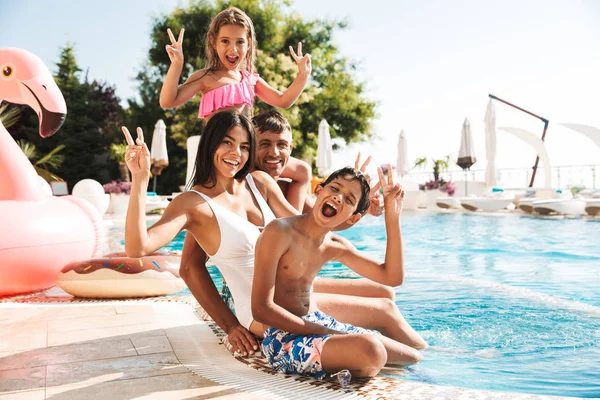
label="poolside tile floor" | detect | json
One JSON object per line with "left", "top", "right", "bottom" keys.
{"left": 1, "top": 296, "right": 580, "bottom": 400}
{"left": 0, "top": 302, "right": 264, "bottom": 399}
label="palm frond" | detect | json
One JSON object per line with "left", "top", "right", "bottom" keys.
{"left": 17, "top": 139, "right": 38, "bottom": 161}
{"left": 0, "top": 104, "right": 20, "bottom": 129}
{"left": 35, "top": 144, "right": 66, "bottom": 169}
{"left": 413, "top": 157, "right": 427, "bottom": 169}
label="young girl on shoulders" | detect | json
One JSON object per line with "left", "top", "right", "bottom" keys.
{"left": 159, "top": 7, "right": 311, "bottom": 210}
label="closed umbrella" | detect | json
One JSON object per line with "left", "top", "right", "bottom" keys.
{"left": 150, "top": 119, "right": 169, "bottom": 193}
{"left": 316, "top": 119, "right": 333, "bottom": 177}
{"left": 484, "top": 100, "right": 497, "bottom": 187}
{"left": 457, "top": 118, "right": 476, "bottom": 195}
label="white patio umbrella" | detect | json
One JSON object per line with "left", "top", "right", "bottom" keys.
{"left": 316, "top": 119, "right": 333, "bottom": 176}
{"left": 484, "top": 100, "right": 497, "bottom": 187}
{"left": 150, "top": 119, "right": 169, "bottom": 192}
{"left": 396, "top": 130, "right": 409, "bottom": 178}
{"left": 457, "top": 118, "right": 477, "bottom": 195}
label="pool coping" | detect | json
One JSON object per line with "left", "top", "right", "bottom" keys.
{"left": 0, "top": 289, "right": 578, "bottom": 400}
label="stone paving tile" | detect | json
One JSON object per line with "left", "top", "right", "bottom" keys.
{"left": 0, "top": 365, "right": 46, "bottom": 393}
{"left": 45, "top": 371, "right": 258, "bottom": 400}
{"left": 0, "top": 320, "right": 46, "bottom": 337}
{"left": 46, "top": 351, "right": 186, "bottom": 387}
{"left": 0, "top": 306, "right": 116, "bottom": 323}
{"left": 38, "top": 305, "right": 117, "bottom": 321}
{"left": 0, "top": 338, "right": 136, "bottom": 371}
{"left": 47, "top": 323, "right": 165, "bottom": 347}
{"left": 0, "top": 308, "right": 46, "bottom": 324}
{"left": 131, "top": 335, "right": 173, "bottom": 355}
{"left": 47, "top": 310, "right": 156, "bottom": 333}
{"left": 0, "top": 389, "right": 45, "bottom": 400}
{"left": 0, "top": 331, "right": 46, "bottom": 353}
{"left": 113, "top": 304, "right": 154, "bottom": 315}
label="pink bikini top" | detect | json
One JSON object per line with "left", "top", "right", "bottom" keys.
{"left": 198, "top": 70, "right": 260, "bottom": 119}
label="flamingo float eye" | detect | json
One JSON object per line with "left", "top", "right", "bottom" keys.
{"left": 1, "top": 64, "right": 14, "bottom": 80}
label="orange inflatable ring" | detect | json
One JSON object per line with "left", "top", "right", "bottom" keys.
{"left": 56, "top": 252, "right": 186, "bottom": 298}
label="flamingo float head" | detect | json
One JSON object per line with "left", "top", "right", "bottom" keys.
{"left": 0, "top": 48, "right": 66, "bottom": 137}
{"left": 1, "top": 48, "right": 67, "bottom": 201}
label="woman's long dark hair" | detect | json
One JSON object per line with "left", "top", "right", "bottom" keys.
{"left": 190, "top": 111, "right": 256, "bottom": 188}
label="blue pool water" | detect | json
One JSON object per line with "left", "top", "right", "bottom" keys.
{"left": 160, "top": 213, "right": 600, "bottom": 398}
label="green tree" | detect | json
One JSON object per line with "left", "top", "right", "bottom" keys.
{"left": 129, "top": 0, "right": 376, "bottom": 189}
{"left": 9, "top": 43, "right": 125, "bottom": 189}
{"left": 17, "top": 140, "right": 66, "bottom": 183}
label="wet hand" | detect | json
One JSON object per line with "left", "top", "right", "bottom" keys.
{"left": 377, "top": 163, "right": 405, "bottom": 217}
{"left": 166, "top": 28, "right": 185, "bottom": 65}
{"left": 289, "top": 42, "right": 311, "bottom": 77}
{"left": 122, "top": 126, "right": 150, "bottom": 176}
{"left": 225, "top": 324, "right": 259, "bottom": 357}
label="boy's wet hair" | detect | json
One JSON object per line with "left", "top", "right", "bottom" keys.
{"left": 252, "top": 110, "right": 291, "bottom": 135}
{"left": 191, "top": 111, "right": 256, "bottom": 188}
{"left": 205, "top": 7, "right": 257, "bottom": 73}
{"left": 320, "top": 167, "right": 371, "bottom": 215}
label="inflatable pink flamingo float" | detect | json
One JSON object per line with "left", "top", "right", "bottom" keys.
{"left": 0, "top": 48, "right": 102, "bottom": 296}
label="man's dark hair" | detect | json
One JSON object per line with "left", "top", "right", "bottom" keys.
{"left": 320, "top": 167, "right": 371, "bottom": 215}
{"left": 252, "top": 109, "right": 292, "bottom": 134}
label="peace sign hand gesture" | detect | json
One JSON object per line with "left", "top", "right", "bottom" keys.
{"left": 122, "top": 126, "right": 151, "bottom": 177}
{"left": 289, "top": 42, "right": 312, "bottom": 77}
{"left": 377, "top": 163, "right": 405, "bottom": 218}
{"left": 166, "top": 28, "right": 185, "bottom": 66}
{"left": 354, "top": 152, "right": 383, "bottom": 217}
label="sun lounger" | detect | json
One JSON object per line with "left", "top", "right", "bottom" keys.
{"left": 585, "top": 199, "right": 600, "bottom": 216}
{"left": 532, "top": 197, "right": 586, "bottom": 216}
{"left": 460, "top": 188, "right": 515, "bottom": 212}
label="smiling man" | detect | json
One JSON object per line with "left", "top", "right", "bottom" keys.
{"left": 253, "top": 111, "right": 293, "bottom": 181}
{"left": 251, "top": 110, "right": 312, "bottom": 211}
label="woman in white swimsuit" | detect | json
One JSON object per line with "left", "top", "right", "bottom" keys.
{"left": 124, "top": 110, "right": 292, "bottom": 332}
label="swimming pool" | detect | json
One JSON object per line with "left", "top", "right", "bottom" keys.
{"left": 160, "top": 212, "right": 600, "bottom": 398}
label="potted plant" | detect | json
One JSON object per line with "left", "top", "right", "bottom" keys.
{"left": 102, "top": 180, "right": 132, "bottom": 215}
{"left": 414, "top": 156, "right": 457, "bottom": 208}
{"left": 109, "top": 143, "right": 130, "bottom": 182}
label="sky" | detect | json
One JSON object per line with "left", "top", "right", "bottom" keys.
{"left": 2, "top": 0, "right": 599, "bottom": 188}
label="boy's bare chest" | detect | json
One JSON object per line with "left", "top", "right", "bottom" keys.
{"left": 277, "top": 239, "right": 331, "bottom": 281}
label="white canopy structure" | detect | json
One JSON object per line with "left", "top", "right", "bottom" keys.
{"left": 498, "top": 127, "right": 552, "bottom": 188}
{"left": 560, "top": 123, "right": 600, "bottom": 150}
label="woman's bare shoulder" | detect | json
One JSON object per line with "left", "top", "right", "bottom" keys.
{"left": 252, "top": 170, "right": 280, "bottom": 191}
{"left": 168, "top": 191, "right": 210, "bottom": 216}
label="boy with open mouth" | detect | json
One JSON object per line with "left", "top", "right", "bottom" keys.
{"left": 252, "top": 165, "right": 423, "bottom": 380}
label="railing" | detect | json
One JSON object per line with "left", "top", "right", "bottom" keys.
{"left": 403, "top": 164, "right": 599, "bottom": 190}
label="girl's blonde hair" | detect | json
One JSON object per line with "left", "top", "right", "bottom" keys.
{"left": 205, "top": 7, "right": 256, "bottom": 73}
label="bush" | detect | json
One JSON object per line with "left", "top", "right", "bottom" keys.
{"left": 419, "top": 179, "right": 456, "bottom": 196}
{"left": 103, "top": 180, "right": 132, "bottom": 195}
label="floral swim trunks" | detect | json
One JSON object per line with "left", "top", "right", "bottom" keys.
{"left": 261, "top": 310, "right": 375, "bottom": 379}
